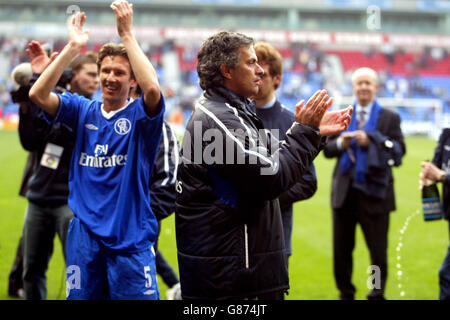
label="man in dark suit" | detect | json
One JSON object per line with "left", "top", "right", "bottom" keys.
{"left": 324, "top": 67, "right": 406, "bottom": 300}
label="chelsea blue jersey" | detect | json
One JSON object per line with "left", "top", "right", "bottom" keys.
{"left": 54, "top": 92, "right": 165, "bottom": 252}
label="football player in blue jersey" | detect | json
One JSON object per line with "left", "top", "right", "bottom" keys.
{"left": 29, "top": 0, "right": 165, "bottom": 299}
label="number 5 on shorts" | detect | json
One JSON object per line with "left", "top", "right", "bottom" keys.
{"left": 144, "top": 266, "right": 152, "bottom": 288}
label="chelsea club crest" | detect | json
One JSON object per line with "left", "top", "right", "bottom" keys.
{"left": 114, "top": 118, "right": 131, "bottom": 135}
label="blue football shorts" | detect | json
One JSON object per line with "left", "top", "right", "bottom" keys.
{"left": 65, "top": 217, "right": 159, "bottom": 300}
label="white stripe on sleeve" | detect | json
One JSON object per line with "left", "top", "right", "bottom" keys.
{"left": 196, "top": 103, "right": 273, "bottom": 166}
{"left": 161, "top": 122, "right": 170, "bottom": 186}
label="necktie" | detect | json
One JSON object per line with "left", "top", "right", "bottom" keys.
{"left": 358, "top": 110, "right": 367, "bottom": 129}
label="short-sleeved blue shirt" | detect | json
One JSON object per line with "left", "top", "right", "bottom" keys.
{"left": 54, "top": 92, "right": 165, "bottom": 252}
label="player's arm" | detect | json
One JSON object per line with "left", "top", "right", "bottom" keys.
{"left": 111, "top": 0, "right": 161, "bottom": 117}
{"left": 29, "top": 13, "right": 88, "bottom": 117}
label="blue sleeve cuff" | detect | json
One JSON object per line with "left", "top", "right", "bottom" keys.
{"left": 42, "top": 94, "right": 63, "bottom": 124}
{"left": 143, "top": 91, "right": 165, "bottom": 120}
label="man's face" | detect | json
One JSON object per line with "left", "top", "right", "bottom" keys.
{"left": 71, "top": 63, "right": 99, "bottom": 98}
{"left": 253, "top": 62, "right": 280, "bottom": 105}
{"left": 225, "top": 45, "right": 264, "bottom": 98}
{"left": 352, "top": 72, "right": 378, "bottom": 106}
{"left": 99, "top": 55, "right": 136, "bottom": 106}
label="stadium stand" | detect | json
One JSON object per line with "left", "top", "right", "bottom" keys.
{"left": 1, "top": 0, "right": 450, "bottom": 136}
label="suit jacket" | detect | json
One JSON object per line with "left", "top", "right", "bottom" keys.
{"left": 324, "top": 103, "right": 406, "bottom": 214}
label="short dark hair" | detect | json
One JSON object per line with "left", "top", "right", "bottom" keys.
{"left": 196, "top": 31, "right": 254, "bottom": 90}
{"left": 97, "top": 43, "right": 134, "bottom": 79}
{"left": 70, "top": 51, "right": 97, "bottom": 73}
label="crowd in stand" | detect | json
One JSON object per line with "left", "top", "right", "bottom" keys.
{"left": 1, "top": 35, "right": 450, "bottom": 128}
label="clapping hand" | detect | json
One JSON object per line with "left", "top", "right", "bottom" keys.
{"left": 319, "top": 106, "right": 353, "bottom": 137}
{"left": 294, "top": 90, "right": 352, "bottom": 136}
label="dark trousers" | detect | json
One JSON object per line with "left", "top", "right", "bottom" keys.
{"left": 154, "top": 222, "right": 179, "bottom": 288}
{"left": 22, "top": 202, "right": 73, "bottom": 300}
{"left": 439, "top": 222, "right": 450, "bottom": 300}
{"left": 280, "top": 206, "right": 293, "bottom": 277}
{"left": 254, "top": 290, "right": 285, "bottom": 300}
{"left": 8, "top": 237, "right": 24, "bottom": 297}
{"left": 281, "top": 206, "right": 293, "bottom": 256}
{"left": 182, "top": 290, "right": 285, "bottom": 301}
{"left": 155, "top": 250, "right": 179, "bottom": 288}
{"left": 332, "top": 188, "right": 390, "bottom": 300}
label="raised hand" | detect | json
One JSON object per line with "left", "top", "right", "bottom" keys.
{"left": 294, "top": 90, "right": 352, "bottom": 136}
{"left": 319, "top": 106, "right": 353, "bottom": 136}
{"left": 110, "top": 0, "right": 134, "bottom": 38}
{"left": 26, "top": 41, "right": 59, "bottom": 74}
{"left": 67, "top": 12, "right": 89, "bottom": 50}
{"left": 294, "top": 90, "right": 332, "bottom": 128}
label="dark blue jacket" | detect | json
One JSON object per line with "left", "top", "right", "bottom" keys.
{"left": 254, "top": 100, "right": 317, "bottom": 255}
{"left": 432, "top": 128, "right": 450, "bottom": 220}
{"left": 176, "top": 86, "right": 325, "bottom": 299}
{"left": 18, "top": 75, "right": 74, "bottom": 207}
{"left": 149, "top": 121, "right": 179, "bottom": 221}
{"left": 254, "top": 100, "right": 317, "bottom": 208}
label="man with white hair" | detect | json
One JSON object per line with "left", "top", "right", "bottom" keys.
{"left": 324, "top": 67, "right": 406, "bottom": 300}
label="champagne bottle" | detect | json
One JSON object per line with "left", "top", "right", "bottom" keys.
{"left": 422, "top": 181, "right": 443, "bottom": 221}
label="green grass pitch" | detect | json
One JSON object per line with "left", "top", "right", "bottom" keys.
{"left": 0, "top": 130, "right": 447, "bottom": 300}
